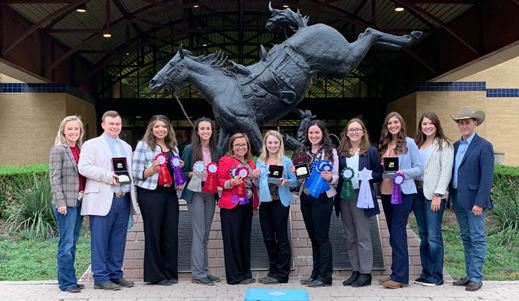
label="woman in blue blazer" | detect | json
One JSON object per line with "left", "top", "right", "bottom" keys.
{"left": 378, "top": 112, "right": 423, "bottom": 289}
{"left": 335, "top": 118, "right": 382, "bottom": 287}
{"left": 256, "top": 130, "right": 298, "bottom": 284}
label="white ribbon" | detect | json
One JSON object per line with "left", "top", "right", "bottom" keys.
{"left": 357, "top": 167, "right": 374, "bottom": 209}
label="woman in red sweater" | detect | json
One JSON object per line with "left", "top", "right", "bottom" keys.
{"left": 217, "top": 133, "right": 259, "bottom": 284}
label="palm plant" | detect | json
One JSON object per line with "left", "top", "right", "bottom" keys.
{"left": 3, "top": 173, "right": 56, "bottom": 240}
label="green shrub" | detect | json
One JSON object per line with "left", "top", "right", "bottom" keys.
{"left": 490, "top": 176, "right": 519, "bottom": 247}
{"left": 0, "top": 164, "right": 48, "bottom": 218}
{"left": 3, "top": 173, "right": 56, "bottom": 240}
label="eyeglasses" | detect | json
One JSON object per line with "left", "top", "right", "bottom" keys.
{"left": 233, "top": 143, "right": 247, "bottom": 148}
{"left": 347, "top": 128, "right": 363, "bottom": 133}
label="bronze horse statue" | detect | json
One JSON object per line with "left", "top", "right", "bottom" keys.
{"left": 150, "top": 3, "right": 422, "bottom": 151}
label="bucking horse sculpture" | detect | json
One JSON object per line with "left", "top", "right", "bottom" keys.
{"left": 149, "top": 3, "right": 422, "bottom": 151}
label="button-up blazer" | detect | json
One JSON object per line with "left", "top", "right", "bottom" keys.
{"left": 49, "top": 144, "right": 81, "bottom": 208}
{"left": 450, "top": 133, "right": 494, "bottom": 210}
{"left": 78, "top": 136, "right": 139, "bottom": 216}
{"left": 422, "top": 139, "right": 454, "bottom": 200}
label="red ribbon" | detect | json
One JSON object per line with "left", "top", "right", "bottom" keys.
{"left": 154, "top": 153, "right": 173, "bottom": 186}
{"left": 203, "top": 162, "right": 218, "bottom": 193}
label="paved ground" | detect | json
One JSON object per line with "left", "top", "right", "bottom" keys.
{"left": 1, "top": 279, "right": 517, "bottom": 301}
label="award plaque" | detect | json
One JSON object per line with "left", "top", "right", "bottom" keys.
{"left": 293, "top": 155, "right": 310, "bottom": 179}
{"left": 268, "top": 165, "right": 284, "bottom": 184}
{"left": 112, "top": 157, "right": 131, "bottom": 184}
{"left": 383, "top": 157, "right": 399, "bottom": 179}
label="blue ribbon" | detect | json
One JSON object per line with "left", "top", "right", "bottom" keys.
{"left": 305, "top": 160, "right": 332, "bottom": 198}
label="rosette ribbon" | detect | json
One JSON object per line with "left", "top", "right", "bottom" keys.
{"left": 357, "top": 168, "right": 374, "bottom": 209}
{"left": 202, "top": 162, "right": 218, "bottom": 193}
{"left": 230, "top": 166, "right": 250, "bottom": 205}
{"left": 154, "top": 153, "right": 173, "bottom": 186}
{"left": 187, "top": 161, "right": 205, "bottom": 192}
{"left": 340, "top": 167, "right": 355, "bottom": 199}
{"left": 305, "top": 160, "right": 332, "bottom": 198}
{"left": 391, "top": 172, "right": 405, "bottom": 205}
{"left": 170, "top": 155, "right": 187, "bottom": 187}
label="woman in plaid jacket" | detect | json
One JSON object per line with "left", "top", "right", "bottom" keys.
{"left": 49, "top": 115, "right": 86, "bottom": 293}
{"left": 131, "top": 115, "right": 183, "bottom": 286}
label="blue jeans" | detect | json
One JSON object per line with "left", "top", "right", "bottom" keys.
{"left": 413, "top": 189, "right": 445, "bottom": 284}
{"left": 53, "top": 203, "right": 83, "bottom": 291}
{"left": 452, "top": 193, "right": 486, "bottom": 282}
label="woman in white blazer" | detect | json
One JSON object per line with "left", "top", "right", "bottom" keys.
{"left": 413, "top": 112, "right": 454, "bottom": 287}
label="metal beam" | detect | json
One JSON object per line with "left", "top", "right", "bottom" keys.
{"left": 392, "top": 0, "right": 478, "bottom": 54}
{"left": 112, "top": 0, "right": 143, "bottom": 35}
{"left": 2, "top": 0, "right": 90, "bottom": 55}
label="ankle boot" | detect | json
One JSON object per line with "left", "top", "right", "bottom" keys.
{"left": 352, "top": 273, "right": 372, "bottom": 287}
{"left": 343, "top": 271, "right": 359, "bottom": 286}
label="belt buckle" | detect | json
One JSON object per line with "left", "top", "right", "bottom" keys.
{"left": 116, "top": 191, "right": 126, "bottom": 198}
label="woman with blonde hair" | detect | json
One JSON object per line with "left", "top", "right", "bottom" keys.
{"left": 256, "top": 130, "right": 298, "bottom": 284}
{"left": 49, "top": 115, "right": 86, "bottom": 293}
{"left": 378, "top": 112, "right": 423, "bottom": 289}
{"left": 217, "top": 132, "right": 260, "bottom": 284}
{"left": 132, "top": 115, "right": 183, "bottom": 285}
{"left": 335, "top": 118, "right": 382, "bottom": 287}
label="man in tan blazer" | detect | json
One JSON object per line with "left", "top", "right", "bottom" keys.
{"left": 78, "top": 110, "right": 138, "bottom": 290}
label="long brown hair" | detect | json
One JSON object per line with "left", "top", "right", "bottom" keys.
{"left": 228, "top": 132, "right": 253, "bottom": 161}
{"left": 338, "top": 118, "right": 370, "bottom": 157}
{"left": 378, "top": 112, "right": 407, "bottom": 155}
{"left": 190, "top": 117, "right": 220, "bottom": 162}
{"left": 415, "top": 112, "right": 451, "bottom": 150}
{"left": 298, "top": 120, "right": 334, "bottom": 163}
{"left": 142, "top": 115, "right": 177, "bottom": 151}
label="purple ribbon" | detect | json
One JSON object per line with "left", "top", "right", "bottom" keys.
{"left": 170, "top": 156, "right": 187, "bottom": 187}
{"left": 391, "top": 172, "right": 405, "bottom": 205}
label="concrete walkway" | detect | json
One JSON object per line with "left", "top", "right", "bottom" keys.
{"left": 0, "top": 279, "right": 517, "bottom": 301}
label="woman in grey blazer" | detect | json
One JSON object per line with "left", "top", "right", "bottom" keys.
{"left": 413, "top": 112, "right": 453, "bottom": 286}
{"left": 49, "top": 115, "right": 86, "bottom": 293}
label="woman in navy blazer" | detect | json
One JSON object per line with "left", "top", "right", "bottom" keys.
{"left": 378, "top": 112, "right": 423, "bottom": 289}
{"left": 335, "top": 118, "right": 382, "bottom": 287}
{"left": 256, "top": 130, "right": 298, "bottom": 284}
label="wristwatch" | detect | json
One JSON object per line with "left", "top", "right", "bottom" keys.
{"left": 434, "top": 193, "right": 443, "bottom": 197}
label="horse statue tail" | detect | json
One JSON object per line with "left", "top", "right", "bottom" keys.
{"left": 266, "top": 1, "right": 309, "bottom": 34}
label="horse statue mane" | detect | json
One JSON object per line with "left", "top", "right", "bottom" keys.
{"left": 150, "top": 3, "right": 423, "bottom": 152}
{"left": 266, "top": 2, "right": 309, "bottom": 34}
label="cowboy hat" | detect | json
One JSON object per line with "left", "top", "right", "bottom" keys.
{"left": 451, "top": 106, "right": 485, "bottom": 125}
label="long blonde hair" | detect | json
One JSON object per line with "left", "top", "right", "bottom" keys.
{"left": 54, "top": 115, "right": 85, "bottom": 146}
{"left": 258, "top": 130, "right": 285, "bottom": 165}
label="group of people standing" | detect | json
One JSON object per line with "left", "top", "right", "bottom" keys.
{"left": 49, "top": 106, "right": 493, "bottom": 293}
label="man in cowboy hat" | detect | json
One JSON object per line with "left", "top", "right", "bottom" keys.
{"left": 450, "top": 106, "right": 494, "bottom": 292}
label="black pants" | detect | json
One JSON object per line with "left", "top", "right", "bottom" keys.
{"left": 259, "top": 200, "right": 291, "bottom": 282}
{"left": 300, "top": 192, "right": 333, "bottom": 283}
{"left": 137, "top": 186, "right": 179, "bottom": 283}
{"left": 220, "top": 203, "right": 253, "bottom": 284}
